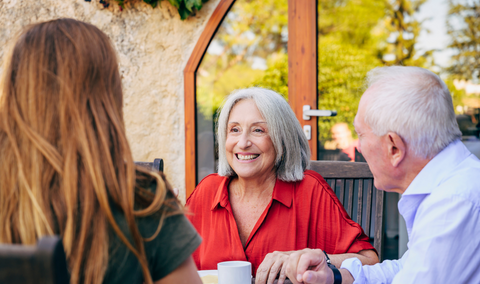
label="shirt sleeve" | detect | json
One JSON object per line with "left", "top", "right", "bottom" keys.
{"left": 340, "top": 253, "right": 406, "bottom": 284}
{"left": 142, "top": 212, "right": 202, "bottom": 281}
{"left": 391, "top": 194, "right": 480, "bottom": 284}
{"left": 138, "top": 188, "right": 202, "bottom": 281}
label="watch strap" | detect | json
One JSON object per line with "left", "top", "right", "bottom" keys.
{"left": 323, "top": 251, "right": 341, "bottom": 284}
{"left": 327, "top": 263, "right": 342, "bottom": 284}
{"left": 322, "top": 250, "right": 331, "bottom": 264}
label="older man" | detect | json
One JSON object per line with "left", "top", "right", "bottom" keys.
{"left": 285, "top": 66, "right": 480, "bottom": 284}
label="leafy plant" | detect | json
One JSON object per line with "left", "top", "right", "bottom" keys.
{"left": 447, "top": 0, "right": 480, "bottom": 80}
{"left": 93, "top": 0, "right": 209, "bottom": 20}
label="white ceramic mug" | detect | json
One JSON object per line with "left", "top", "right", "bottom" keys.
{"left": 217, "top": 261, "right": 251, "bottom": 284}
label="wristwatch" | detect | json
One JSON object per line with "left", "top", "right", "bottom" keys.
{"left": 323, "top": 250, "right": 342, "bottom": 284}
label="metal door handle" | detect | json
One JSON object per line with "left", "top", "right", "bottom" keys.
{"left": 303, "top": 105, "right": 337, "bottom": 120}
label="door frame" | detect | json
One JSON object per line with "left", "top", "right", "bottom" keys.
{"left": 184, "top": 0, "right": 318, "bottom": 197}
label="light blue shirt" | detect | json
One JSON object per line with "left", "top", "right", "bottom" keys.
{"left": 341, "top": 140, "right": 480, "bottom": 283}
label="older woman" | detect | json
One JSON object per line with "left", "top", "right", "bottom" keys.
{"left": 187, "top": 88, "right": 378, "bottom": 284}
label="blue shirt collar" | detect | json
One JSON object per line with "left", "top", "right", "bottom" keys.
{"left": 403, "top": 140, "right": 470, "bottom": 196}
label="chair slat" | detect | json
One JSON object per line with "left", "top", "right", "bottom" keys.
{"left": 338, "top": 179, "right": 345, "bottom": 206}
{"left": 356, "top": 179, "right": 364, "bottom": 225}
{"left": 326, "top": 178, "right": 335, "bottom": 192}
{"left": 374, "top": 188, "right": 384, "bottom": 260}
{"left": 346, "top": 179, "right": 354, "bottom": 216}
{"left": 364, "top": 179, "right": 373, "bottom": 238}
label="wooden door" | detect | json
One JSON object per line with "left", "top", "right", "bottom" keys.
{"left": 288, "top": 0, "right": 318, "bottom": 160}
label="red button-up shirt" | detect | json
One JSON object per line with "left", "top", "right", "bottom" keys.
{"left": 186, "top": 170, "right": 374, "bottom": 275}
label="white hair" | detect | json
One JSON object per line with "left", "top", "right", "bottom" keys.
{"left": 217, "top": 87, "right": 310, "bottom": 181}
{"left": 364, "top": 66, "right": 462, "bottom": 159}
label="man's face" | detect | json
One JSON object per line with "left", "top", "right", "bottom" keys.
{"left": 354, "top": 88, "right": 395, "bottom": 191}
{"left": 331, "top": 124, "right": 353, "bottom": 149}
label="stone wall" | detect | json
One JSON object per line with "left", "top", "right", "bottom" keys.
{"left": 0, "top": 0, "right": 220, "bottom": 203}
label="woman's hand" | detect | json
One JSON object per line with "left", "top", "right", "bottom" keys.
{"left": 255, "top": 251, "right": 293, "bottom": 284}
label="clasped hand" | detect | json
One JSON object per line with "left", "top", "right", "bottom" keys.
{"left": 255, "top": 249, "right": 334, "bottom": 284}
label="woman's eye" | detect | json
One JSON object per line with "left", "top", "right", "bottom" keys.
{"left": 229, "top": 127, "right": 239, "bottom": 133}
{"left": 254, "top": 128, "right": 264, "bottom": 133}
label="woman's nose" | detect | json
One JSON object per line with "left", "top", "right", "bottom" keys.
{"left": 237, "top": 133, "right": 252, "bottom": 149}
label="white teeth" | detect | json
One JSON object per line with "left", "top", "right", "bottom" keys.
{"left": 237, "top": 154, "right": 259, "bottom": 160}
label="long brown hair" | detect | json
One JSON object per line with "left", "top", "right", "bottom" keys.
{"left": 0, "top": 18, "right": 179, "bottom": 283}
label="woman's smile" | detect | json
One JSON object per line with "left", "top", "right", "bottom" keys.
{"left": 226, "top": 99, "right": 276, "bottom": 180}
{"left": 235, "top": 153, "right": 260, "bottom": 161}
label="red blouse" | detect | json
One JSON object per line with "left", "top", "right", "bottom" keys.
{"left": 186, "top": 170, "right": 374, "bottom": 276}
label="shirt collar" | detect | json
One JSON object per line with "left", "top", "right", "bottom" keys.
{"left": 211, "top": 177, "right": 231, "bottom": 211}
{"left": 403, "top": 139, "right": 471, "bottom": 196}
{"left": 210, "top": 176, "right": 294, "bottom": 210}
{"left": 272, "top": 179, "right": 294, "bottom": 208}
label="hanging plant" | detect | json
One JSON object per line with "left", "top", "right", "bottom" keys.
{"left": 86, "top": 0, "right": 209, "bottom": 20}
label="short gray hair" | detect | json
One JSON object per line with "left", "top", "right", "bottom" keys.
{"left": 217, "top": 87, "right": 310, "bottom": 181}
{"left": 364, "top": 66, "right": 461, "bottom": 158}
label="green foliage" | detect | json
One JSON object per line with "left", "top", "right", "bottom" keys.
{"left": 444, "top": 77, "right": 468, "bottom": 114}
{"left": 447, "top": 0, "right": 480, "bottom": 80}
{"left": 380, "top": 0, "right": 427, "bottom": 66}
{"left": 313, "top": 0, "right": 387, "bottom": 141}
{"left": 253, "top": 0, "right": 429, "bottom": 142}
{"left": 196, "top": 63, "right": 264, "bottom": 119}
{"left": 318, "top": 0, "right": 387, "bottom": 48}
{"left": 317, "top": 36, "right": 384, "bottom": 141}
{"left": 196, "top": 0, "right": 288, "bottom": 120}
{"left": 251, "top": 53, "right": 288, "bottom": 100}
{"left": 113, "top": 0, "right": 208, "bottom": 20}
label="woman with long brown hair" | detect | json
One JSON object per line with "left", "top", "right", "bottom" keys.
{"left": 0, "top": 18, "right": 202, "bottom": 284}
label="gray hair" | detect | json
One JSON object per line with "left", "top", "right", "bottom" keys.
{"left": 364, "top": 66, "right": 461, "bottom": 159}
{"left": 217, "top": 87, "right": 310, "bottom": 181}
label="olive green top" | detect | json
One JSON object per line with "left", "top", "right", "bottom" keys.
{"left": 103, "top": 189, "right": 201, "bottom": 284}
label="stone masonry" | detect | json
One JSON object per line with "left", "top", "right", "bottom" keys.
{"left": 0, "top": 0, "right": 221, "bottom": 202}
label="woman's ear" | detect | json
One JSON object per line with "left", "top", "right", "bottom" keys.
{"left": 386, "top": 132, "right": 406, "bottom": 167}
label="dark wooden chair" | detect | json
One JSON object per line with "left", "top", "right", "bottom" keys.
{"left": 317, "top": 148, "right": 351, "bottom": 161}
{"left": 0, "top": 236, "right": 70, "bottom": 284}
{"left": 135, "top": 158, "right": 164, "bottom": 172}
{"left": 309, "top": 161, "right": 385, "bottom": 260}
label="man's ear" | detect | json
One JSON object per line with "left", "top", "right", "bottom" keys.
{"left": 386, "top": 132, "right": 405, "bottom": 167}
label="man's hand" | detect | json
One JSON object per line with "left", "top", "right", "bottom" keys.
{"left": 285, "top": 249, "right": 334, "bottom": 284}
{"left": 255, "top": 251, "right": 291, "bottom": 284}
